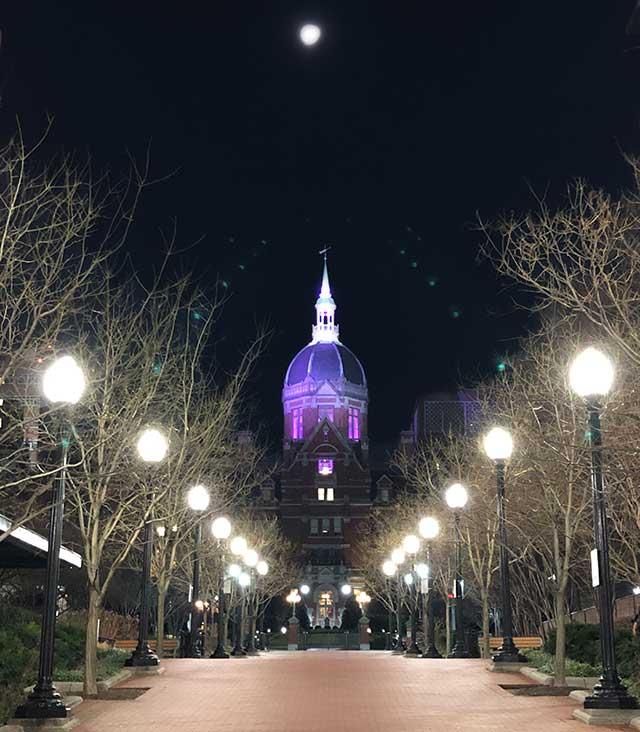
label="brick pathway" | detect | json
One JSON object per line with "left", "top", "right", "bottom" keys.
{"left": 73, "top": 652, "right": 621, "bottom": 732}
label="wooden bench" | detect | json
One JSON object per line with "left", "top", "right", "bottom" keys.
{"left": 486, "top": 636, "right": 543, "bottom": 650}
{"left": 113, "top": 638, "right": 180, "bottom": 656}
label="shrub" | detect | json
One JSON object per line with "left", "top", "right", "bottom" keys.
{"left": 544, "top": 623, "right": 600, "bottom": 665}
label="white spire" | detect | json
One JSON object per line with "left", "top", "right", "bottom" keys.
{"left": 312, "top": 253, "right": 340, "bottom": 343}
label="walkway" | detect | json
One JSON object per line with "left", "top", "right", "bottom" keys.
{"left": 74, "top": 652, "right": 620, "bottom": 732}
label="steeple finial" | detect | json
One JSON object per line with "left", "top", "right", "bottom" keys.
{"left": 319, "top": 247, "right": 332, "bottom": 299}
{"left": 312, "top": 248, "right": 340, "bottom": 344}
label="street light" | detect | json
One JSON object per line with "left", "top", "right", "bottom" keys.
{"left": 300, "top": 583, "right": 310, "bottom": 595}
{"left": 125, "top": 428, "right": 169, "bottom": 670}
{"left": 569, "top": 347, "right": 637, "bottom": 711}
{"left": 232, "top": 571, "right": 250, "bottom": 657}
{"left": 403, "top": 534, "right": 421, "bottom": 656}
{"left": 257, "top": 560, "right": 269, "bottom": 576}
{"left": 419, "top": 515, "right": 442, "bottom": 658}
{"left": 445, "top": 483, "right": 470, "bottom": 659}
{"left": 382, "top": 560, "right": 397, "bottom": 651}
{"left": 388, "top": 551, "right": 407, "bottom": 653}
{"left": 287, "top": 589, "right": 302, "bottom": 619}
{"left": 211, "top": 516, "right": 233, "bottom": 659}
{"left": 483, "top": 426, "right": 526, "bottom": 666}
{"left": 382, "top": 560, "right": 396, "bottom": 577}
{"left": 16, "top": 356, "right": 86, "bottom": 722}
{"left": 391, "top": 548, "right": 405, "bottom": 566}
{"left": 340, "top": 584, "right": 352, "bottom": 596}
{"left": 230, "top": 535, "right": 248, "bottom": 557}
{"left": 243, "top": 548, "right": 259, "bottom": 568}
{"left": 186, "top": 484, "right": 210, "bottom": 658}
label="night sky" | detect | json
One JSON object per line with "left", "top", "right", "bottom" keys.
{"left": 2, "top": 2, "right": 639, "bottom": 445}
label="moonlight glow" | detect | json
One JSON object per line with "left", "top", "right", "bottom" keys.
{"left": 299, "top": 24, "right": 321, "bottom": 46}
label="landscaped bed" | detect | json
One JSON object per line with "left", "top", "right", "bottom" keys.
{"left": 0, "top": 605, "right": 128, "bottom": 724}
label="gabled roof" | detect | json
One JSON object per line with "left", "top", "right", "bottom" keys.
{"left": 286, "top": 417, "right": 364, "bottom": 471}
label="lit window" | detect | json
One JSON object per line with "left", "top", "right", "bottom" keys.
{"left": 318, "top": 459, "right": 333, "bottom": 476}
{"left": 310, "top": 519, "right": 318, "bottom": 534}
{"left": 292, "top": 408, "right": 303, "bottom": 440}
{"left": 322, "top": 519, "right": 330, "bottom": 534}
{"left": 326, "top": 488, "right": 334, "bottom": 502}
{"left": 348, "top": 407, "right": 360, "bottom": 440}
{"left": 317, "top": 487, "right": 325, "bottom": 501}
{"left": 318, "top": 406, "right": 334, "bottom": 423}
{"left": 334, "top": 517, "right": 342, "bottom": 534}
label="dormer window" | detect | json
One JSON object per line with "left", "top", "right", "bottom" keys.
{"left": 348, "top": 407, "right": 360, "bottom": 440}
{"left": 318, "top": 459, "right": 334, "bottom": 476}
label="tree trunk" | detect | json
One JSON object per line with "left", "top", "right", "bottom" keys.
{"left": 445, "top": 596, "right": 451, "bottom": 657}
{"left": 481, "top": 593, "right": 491, "bottom": 659}
{"left": 156, "top": 589, "right": 166, "bottom": 659}
{"left": 84, "top": 587, "right": 101, "bottom": 697}
{"left": 553, "top": 591, "right": 566, "bottom": 686}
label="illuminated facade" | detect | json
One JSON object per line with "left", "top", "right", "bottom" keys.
{"left": 258, "top": 258, "right": 388, "bottom": 627}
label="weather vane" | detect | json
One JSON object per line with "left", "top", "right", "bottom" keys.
{"left": 318, "top": 245, "right": 332, "bottom": 261}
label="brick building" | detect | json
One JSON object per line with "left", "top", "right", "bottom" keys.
{"left": 257, "top": 258, "right": 393, "bottom": 627}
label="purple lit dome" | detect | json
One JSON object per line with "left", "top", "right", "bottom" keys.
{"left": 285, "top": 342, "right": 366, "bottom": 387}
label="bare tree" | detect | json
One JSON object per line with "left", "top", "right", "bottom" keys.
{"left": 0, "top": 128, "right": 145, "bottom": 539}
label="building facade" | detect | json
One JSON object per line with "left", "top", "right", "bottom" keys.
{"left": 258, "top": 259, "right": 390, "bottom": 627}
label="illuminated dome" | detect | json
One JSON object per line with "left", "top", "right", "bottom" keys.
{"left": 285, "top": 342, "right": 366, "bottom": 387}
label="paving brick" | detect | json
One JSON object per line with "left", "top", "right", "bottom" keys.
{"left": 71, "top": 652, "right": 622, "bottom": 732}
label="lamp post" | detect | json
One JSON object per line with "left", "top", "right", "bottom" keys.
{"left": 186, "top": 484, "right": 210, "bottom": 658}
{"left": 125, "top": 428, "right": 169, "bottom": 669}
{"left": 229, "top": 536, "right": 248, "bottom": 656}
{"left": 390, "top": 548, "right": 406, "bottom": 653}
{"left": 210, "top": 516, "right": 232, "bottom": 659}
{"left": 402, "top": 534, "right": 422, "bottom": 656}
{"left": 569, "top": 347, "right": 637, "bottom": 711}
{"left": 16, "top": 356, "right": 85, "bottom": 721}
{"left": 232, "top": 571, "right": 251, "bottom": 656}
{"left": 419, "top": 516, "right": 442, "bottom": 658}
{"left": 287, "top": 589, "right": 301, "bottom": 620}
{"left": 483, "top": 426, "right": 527, "bottom": 665}
{"left": 255, "top": 560, "right": 269, "bottom": 652}
{"left": 382, "top": 560, "right": 397, "bottom": 650}
{"left": 243, "top": 548, "right": 259, "bottom": 655}
{"left": 445, "top": 482, "right": 470, "bottom": 659}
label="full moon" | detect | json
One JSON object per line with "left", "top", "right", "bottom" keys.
{"left": 299, "top": 24, "right": 321, "bottom": 46}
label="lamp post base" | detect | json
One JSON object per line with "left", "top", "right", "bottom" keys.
{"left": 492, "top": 641, "right": 528, "bottom": 665}
{"left": 14, "top": 691, "right": 68, "bottom": 721}
{"left": 124, "top": 644, "right": 159, "bottom": 668}
{"left": 9, "top": 716, "right": 77, "bottom": 731}
{"left": 421, "top": 645, "right": 443, "bottom": 659}
{"left": 405, "top": 643, "right": 422, "bottom": 657}
{"left": 210, "top": 646, "right": 230, "bottom": 659}
{"left": 448, "top": 642, "right": 470, "bottom": 659}
{"left": 583, "top": 679, "right": 638, "bottom": 710}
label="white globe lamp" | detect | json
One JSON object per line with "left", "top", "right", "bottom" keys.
{"left": 243, "top": 548, "right": 259, "bottom": 567}
{"left": 391, "top": 548, "right": 405, "bottom": 566}
{"left": 402, "top": 534, "right": 420, "bottom": 556}
{"left": 483, "top": 427, "right": 514, "bottom": 461}
{"left": 445, "top": 483, "right": 468, "bottom": 509}
{"left": 186, "top": 484, "right": 210, "bottom": 512}
{"left": 569, "top": 347, "right": 615, "bottom": 398}
{"left": 211, "top": 516, "right": 232, "bottom": 540}
{"left": 136, "top": 428, "right": 169, "bottom": 463}
{"left": 42, "top": 355, "right": 86, "bottom": 405}
{"left": 382, "top": 560, "right": 396, "bottom": 577}
{"left": 419, "top": 516, "right": 440, "bottom": 540}
{"left": 230, "top": 536, "right": 247, "bottom": 556}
